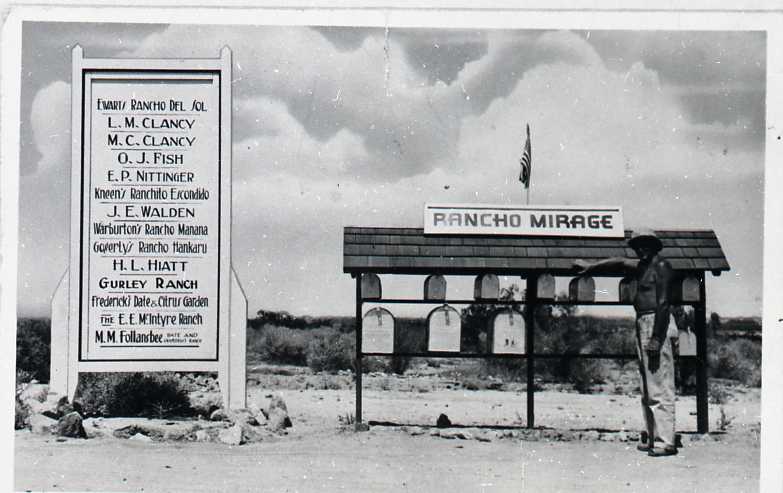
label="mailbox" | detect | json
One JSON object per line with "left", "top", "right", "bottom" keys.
{"left": 424, "top": 275, "right": 447, "bottom": 301}
{"left": 474, "top": 273, "right": 499, "bottom": 300}
{"left": 679, "top": 327, "right": 697, "bottom": 356}
{"left": 619, "top": 276, "right": 637, "bottom": 304}
{"left": 569, "top": 276, "right": 595, "bottom": 302}
{"left": 427, "top": 305, "right": 461, "bottom": 352}
{"left": 362, "top": 307, "right": 394, "bottom": 353}
{"left": 680, "top": 276, "right": 701, "bottom": 302}
{"left": 361, "top": 273, "right": 382, "bottom": 300}
{"left": 537, "top": 274, "right": 555, "bottom": 301}
{"left": 490, "top": 309, "right": 525, "bottom": 354}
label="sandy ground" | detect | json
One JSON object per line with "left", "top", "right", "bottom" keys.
{"left": 15, "top": 376, "right": 760, "bottom": 493}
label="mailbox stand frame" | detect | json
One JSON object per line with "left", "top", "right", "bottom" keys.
{"left": 350, "top": 271, "right": 711, "bottom": 434}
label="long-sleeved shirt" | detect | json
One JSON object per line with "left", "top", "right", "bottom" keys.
{"left": 633, "top": 253, "right": 675, "bottom": 343}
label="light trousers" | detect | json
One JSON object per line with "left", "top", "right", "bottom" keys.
{"left": 635, "top": 313, "right": 676, "bottom": 447}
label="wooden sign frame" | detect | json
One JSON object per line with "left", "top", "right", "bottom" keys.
{"left": 50, "top": 46, "right": 247, "bottom": 410}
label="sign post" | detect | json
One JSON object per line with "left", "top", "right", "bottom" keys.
{"left": 50, "top": 46, "right": 247, "bottom": 410}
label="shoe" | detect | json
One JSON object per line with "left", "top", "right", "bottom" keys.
{"left": 648, "top": 446, "right": 678, "bottom": 457}
{"left": 636, "top": 443, "right": 652, "bottom": 452}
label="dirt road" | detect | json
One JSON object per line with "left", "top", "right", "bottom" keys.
{"left": 15, "top": 427, "right": 758, "bottom": 492}
{"left": 15, "top": 386, "right": 760, "bottom": 492}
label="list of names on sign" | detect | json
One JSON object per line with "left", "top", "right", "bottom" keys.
{"left": 81, "top": 72, "right": 221, "bottom": 361}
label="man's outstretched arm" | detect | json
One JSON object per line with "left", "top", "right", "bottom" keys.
{"left": 573, "top": 257, "right": 638, "bottom": 275}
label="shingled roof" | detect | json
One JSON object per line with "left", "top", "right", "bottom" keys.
{"left": 343, "top": 227, "right": 730, "bottom": 276}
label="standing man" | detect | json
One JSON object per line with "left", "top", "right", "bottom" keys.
{"left": 574, "top": 228, "right": 678, "bottom": 457}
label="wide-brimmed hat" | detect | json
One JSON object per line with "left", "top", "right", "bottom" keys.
{"left": 628, "top": 227, "right": 663, "bottom": 252}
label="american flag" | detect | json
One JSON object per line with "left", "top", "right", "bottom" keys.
{"left": 519, "top": 124, "right": 532, "bottom": 189}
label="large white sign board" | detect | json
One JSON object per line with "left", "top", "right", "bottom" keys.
{"left": 83, "top": 70, "right": 221, "bottom": 361}
{"left": 424, "top": 203, "right": 624, "bottom": 238}
{"left": 51, "top": 47, "right": 247, "bottom": 409}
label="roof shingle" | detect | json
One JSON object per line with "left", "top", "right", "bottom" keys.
{"left": 343, "top": 227, "right": 729, "bottom": 276}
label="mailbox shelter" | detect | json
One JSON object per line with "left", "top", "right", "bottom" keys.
{"left": 343, "top": 226, "right": 730, "bottom": 433}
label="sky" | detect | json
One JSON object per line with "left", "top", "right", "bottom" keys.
{"left": 16, "top": 22, "right": 765, "bottom": 318}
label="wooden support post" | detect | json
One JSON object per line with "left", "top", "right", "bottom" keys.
{"left": 695, "top": 273, "right": 709, "bottom": 433}
{"left": 355, "top": 275, "right": 364, "bottom": 426}
{"left": 525, "top": 275, "right": 538, "bottom": 429}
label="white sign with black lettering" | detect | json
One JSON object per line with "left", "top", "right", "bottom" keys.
{"left": 80, "top": 71, "right": 221, "bottom": 361}
{"left": 424, "top": 203, "right": 624, "bottom": 238}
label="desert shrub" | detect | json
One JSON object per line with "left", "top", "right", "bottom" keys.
{"left": 480, "top": 358, "right": 526, "bottom": 382}
{"left": 388, "top": 318, "right": 427, "bottom": 375}
{"left": 15, "top": 398, "right": 29, "bottom": 430}
{"left": 16, "top": 318, "right": 51, "bottom": 382}
{"left": 462, "top": 376, "right": 490, "bottom": 391}
{"left": 306, "top": 331, "right": 355, "bottom": 372}
{"left": 709, "top": 338, "right": 761, "bottom": 387}
{"left": 534, "top": 301, "right": 630, "bottom": 388}
{"left": 250, "top": 325, "right": 310, "bottom": 366}
{"left": 570, "top": 359, "right": 610, "bottom": 392}
{"left": 387, "top": 356, "right": 411, "bottom": 375}
{"left": 709, "top": 383, "right": 731, "bottom": 405}
{"left": 361, "top": 356, "right": 388, "bottom": 373}
{"left": 16, "top": 369, "right": 34, "bottom": 386}
{"left": 77, "top": 372, "right": 191, "bottom": 418}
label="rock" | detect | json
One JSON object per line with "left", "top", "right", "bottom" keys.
{"left": 19, "top": 383, "right": 48, "bottom": 403}
{"left": 163, "top": 428, "right": 190, "bottom": 441}
{"left": 440, "top": 430, "right": 471, "bottom": 440}
{"left": 436, "top": 413, "right": 451, "bottom": 428}
{"left": 129, "top": 433, "right": 152, "bottom": 442}
{"left": 267, "top": 411, "right": 292, "bottom": 432}
{"left": 228, "top": 409, "right": 259, "bottom": 426}
{"left": 269, "top": 394, "right": 288, "bottom": 414}
{"left": 29, "top": 413, "right": 58, "bottom": 434}
{"left": 210, "top": 409, "right": 228, "bottom": 421}
{"left": 218, "top": 424, "right": 244, "bottom": 445}
{"left": 25, "top": 399, "right": 47, "bottom": 415}
{"left": 113, "top": 424, "right": 163, "bottom": 441}
{"left": 194, "top": 430, "right": 211, "bottom": 442}
{"left": 405, "top": 427, "right": 425, "bottom": 436}
{"left": 247, "top": 396, "right": 270, "bottom": 422}
{"left": 581, "top": 430, "right": 600, "bottom": 441}
{"left": 475, "top": 432, "right": 492, "bottom": 443}
{"left": 240, "top": 423, "right": 268, "bottom": 443}
{"left": 55, "top": 397, "right": 83, "bottom": 418}
{"left": 252, "top": 410, "right": 268, "bottom": 426}
{"left": 57, "top": 412, "right": 87, "bottom": 439}
{"left": 40, "top": 393, "right": 63, "bottom": 419}
{"left": 189, "top": 392, "right": 222, "bottom": 417}
{"left": 265, "top": 396, "right": 292, "bottom": 433}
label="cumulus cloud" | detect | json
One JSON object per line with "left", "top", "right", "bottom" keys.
{"left": 17, "top": 25, "right": 765, "bottom": 317}
{"left": 28, "top": 81, "right": 70, "bottom": 173}
{"left": 226, "top": 47, "right": 762, "bottom": 316}
{"left": 118, "top": 27, "right": 626, "bottom": 181}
